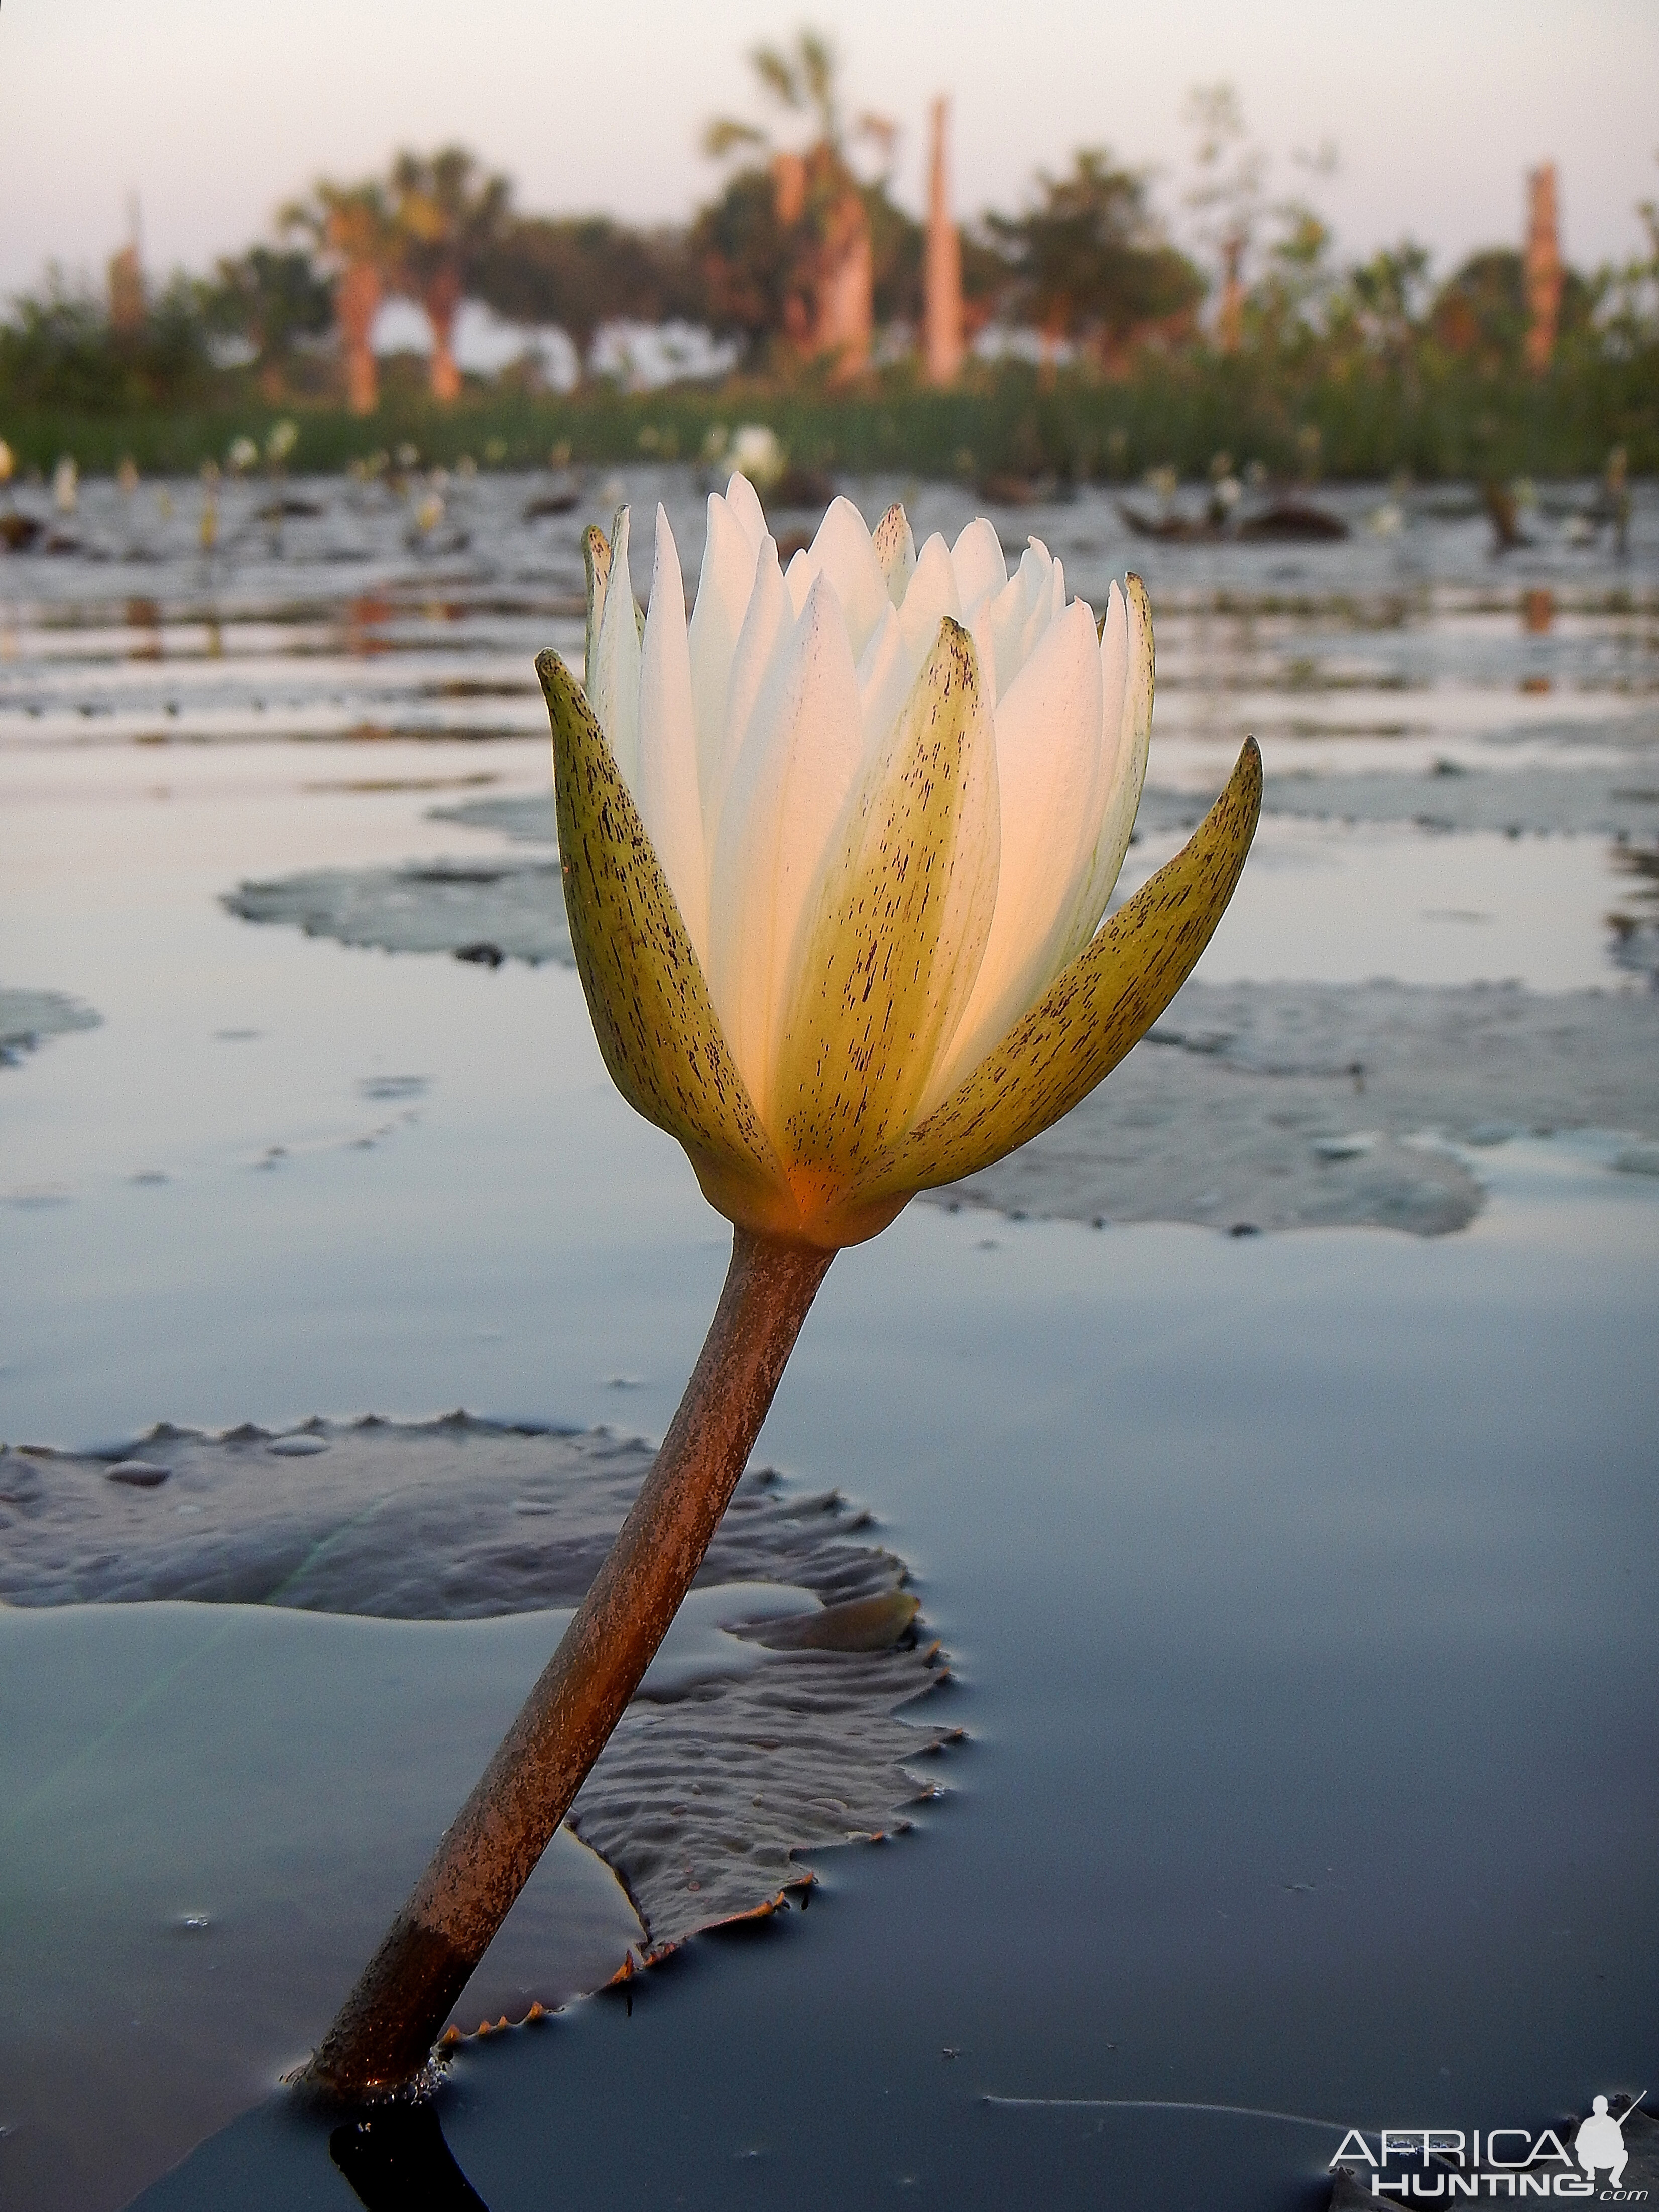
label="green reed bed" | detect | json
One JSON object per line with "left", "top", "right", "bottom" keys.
{"left": 2, "top": 349, "right": 1653, "bottom": 484}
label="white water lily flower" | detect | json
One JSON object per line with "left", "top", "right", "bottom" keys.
{"left": 539, "top": 475, "right": 1259, "bottom": 1249}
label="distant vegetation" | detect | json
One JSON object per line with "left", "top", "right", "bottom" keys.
{"left": 3, "top": 45, "right": 1656, "bottom": 482}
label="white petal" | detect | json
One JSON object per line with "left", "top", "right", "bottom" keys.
{"left": 1057, "top": 579, "right": 1152, "bottom": 963}
{"left": 1100, "top": 577, "right": 1129, "bottom": 725}
{"left": 637, "top": 506, "right": 709, "bottom": 961}
{"left": 988, "top": 541, "right": 1049, "bottom": 694}
{"left": 804, "top": 496, "right": 889, "bottom": 658}
{"left": 784, "top": 545, "right": 813, "bottom": 615}
{"left": 1046, "top": 552, "right": 1067, "bottom": 623}
{"left": 1092, "top": 580, "right": 1130, "bottom": 837}
{"left": 725, "top": 471, "right": 768, "bottom": 553}
{"left": 707, "top": 574, "right": 867, "bottom": 1124}
{"left": 688, "top": 493, "right": 760, "bottom": 823}
{"left": 706, "top": 537, "right": 790, "bottom": 850}
{"left": 922, "top": 597, "right": 1105, "bottom": 1107}
{"left": 960, "top": 593, "right": 1000, "bottom": 711}
{"left": 950, "top": 518, "right": 1006, "bottom": 615}
{"left": 1012, "top": 543, "right": 1066, "bottom": 677}
{"left": 897, "top": 533, "right": 962, "bottom": 671}
{"left": 855, "top": 602, "right": 913, "bottom": 756}
{"left": 588, "top": 506, "right": 641, "bottom": 792}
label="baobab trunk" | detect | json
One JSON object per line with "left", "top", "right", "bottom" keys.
{"left": 924, "top": 97, "right": 965, "bottom": 388}
{"left": 772, "top": 151, "right": 807, "bottom": 228}
{"left": 425, "top": 268, "right": 464, "bottom": 405}
{"left": 337, "top": 261, "right": 382, "bottom": 416}
{"left": 814, "top": 188, "right": 873, "bottom": 384}
{"left": 108, "top": 244, "right": 145, "bottom": 336}
{"left": 1524, "top": 163, "right": 1563, "bottom": 376}
{"left": 1217, "top": 235, "right": 1245, "bottom": 356}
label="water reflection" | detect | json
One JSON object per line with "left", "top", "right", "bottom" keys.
{"left": 1522, "top": 584, "right": 1555, "bottom": 634}
{"left": 330, "top": 2103, "right": 489, "bottom": 2211}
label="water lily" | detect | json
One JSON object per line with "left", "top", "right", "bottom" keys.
{"left": 540, "top": 476, "right": 1259, "bottom": 1249}
{"left": 316, "top": 479, "right": 1259, "bottom": 2100}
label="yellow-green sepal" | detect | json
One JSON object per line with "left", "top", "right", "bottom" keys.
{"left": 537, "top": 647, "right": 789, "bottom": 1225}
{"left": 852, "top": 736, "right": 1262, "bottom": 1202}
{"left": 772, "top": 617, "right": 999, "bottom": 1230}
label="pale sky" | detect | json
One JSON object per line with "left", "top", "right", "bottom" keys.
{"left": 2, "top": 0, "right": 1654, "bottom": 298}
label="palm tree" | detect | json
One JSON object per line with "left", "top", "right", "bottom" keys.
{"left": 282, "top": 181, "right": 401, "bottom": 415}
{"left": 703, "top": 30, "right": 893, "bottom": 377}
{"left": 389, "top": 147, "right": 512, "bottom": 404}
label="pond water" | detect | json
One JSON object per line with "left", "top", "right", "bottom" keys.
{"left": 1, "top": 468, "right": 1655, "bottom": 2211}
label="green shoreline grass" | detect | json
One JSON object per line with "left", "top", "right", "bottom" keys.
{"left": 3, "top": 355, "right": 1653, "bottom": 483}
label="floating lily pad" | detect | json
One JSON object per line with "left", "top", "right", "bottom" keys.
{"left": 0, "top": 1414, "right": 953, "bottom": 1949}
{"left": 0, "top": 1600, "right": 647, "bottom": 2212}
{"left": 936, "top": 977, "right": 1659, "bottom": 1236}
{"left": 0, "top": 986, "right": 100, "bottom": 1068}
{"left": 429, "top": 791, "right": 558, "bottom": 845}
{"left": 1608, "top": 838, "right": 1659, "bottom": 983}
{"left": 223, "top": 858, "right": 572, "bottom": 966}
{"left": 2, "top": 1416, "right": 953, "bottom": 2212}
{"left": 1133, "top": 761, "right": 1659, "bottom": 845}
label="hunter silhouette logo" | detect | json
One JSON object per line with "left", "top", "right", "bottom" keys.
{"left": 1577, "top": 2099, "right": 1639, "bottom": 2193}
{"left": 1332, "top": 2092, "right": 1649, "bottom": 2200}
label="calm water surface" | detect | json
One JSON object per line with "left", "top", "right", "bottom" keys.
{"left": 1, "top": 468, "right": 1654, "bottom": 2211}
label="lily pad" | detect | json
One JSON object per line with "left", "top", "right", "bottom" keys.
{"left": 0, "top": 986, "right": 100, "bottom": 1068}
{"left": 223, "top": 859, "right": 572, "bottom": 966}
{"left": 1, "top": 1414, "right": 954, "bottom": 1948}
{"left": 935, "top": 976, "right": 1659, "bottom": 1236}
{"left": 1134, "top": 764, "right": 1659, "bottom": 844}
{"left": 2, "top": 1415, "right": 954, "bottom": 2212}
{"left": 428, "top": 791, "right": 558, "bottom": 846}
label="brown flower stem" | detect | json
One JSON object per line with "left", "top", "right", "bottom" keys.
{"left": 305, "top": 1225, "right": 836, "bottom": 2100}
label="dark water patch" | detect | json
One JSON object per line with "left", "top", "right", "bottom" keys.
{"left": 936, "top": 979, "right": 1659, "bottom": 1235}
{"left": 223, "top": 859, "right": 572, "bottom": 965}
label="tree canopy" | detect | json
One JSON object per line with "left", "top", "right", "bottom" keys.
{"left": 987, "top": 150, "right": 1205, "bottom": 354}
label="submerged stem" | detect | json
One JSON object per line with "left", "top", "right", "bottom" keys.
{"left": 306, "top": 1225, "right": 836, "bottom": 2099}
